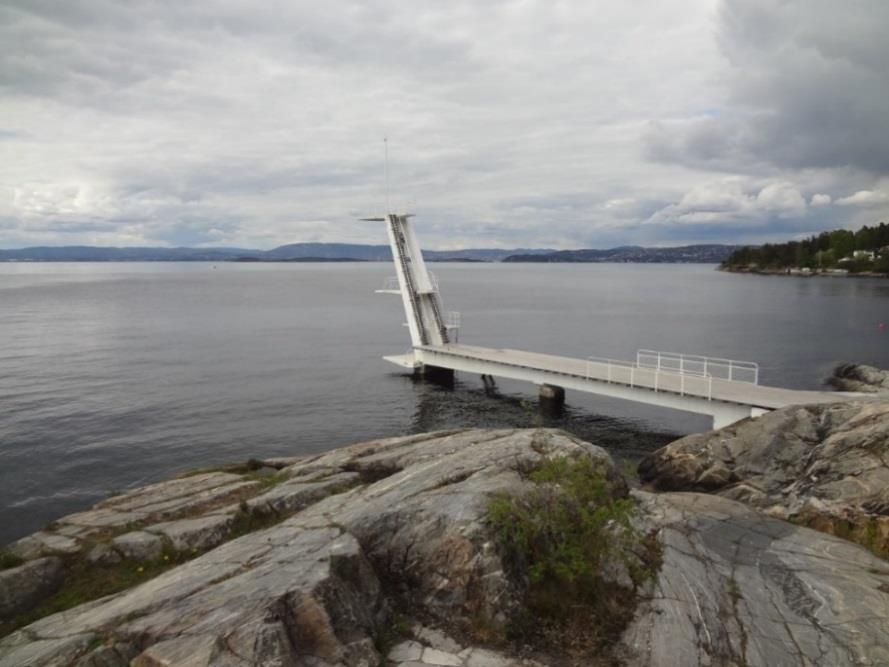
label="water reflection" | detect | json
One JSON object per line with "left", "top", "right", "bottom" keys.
{"left": 407, "top": 373, "right": 677, "bottom": 463}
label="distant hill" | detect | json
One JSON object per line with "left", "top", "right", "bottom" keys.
{"left": 0, "top": 246, "right": 256, "bottom": 262}
{"left": 0, "top": 243, "right": 555, "bottom": 262}
{"left": 262, "top": 243, "right": 391, "bottom": 261}
{"left": 264, "top": 244, "right": 555, "bottom": 262}
{"left": 0, "top": 242, "right": 740, "bottom": 263}
{"left": 503, "top": 244, "right": 741, "bottom": 263}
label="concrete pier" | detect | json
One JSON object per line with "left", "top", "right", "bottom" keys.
{"left": 539, "top": 383, "right": 565, "bottom": 415}
{"left": 417, "top": 364, "right": 455, "bottom": 385}
{"left": 412, "top": 343, "right": 856, "bottom": 429}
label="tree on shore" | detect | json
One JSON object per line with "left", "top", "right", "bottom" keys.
{"left": 722, "top": 222, "right": 889, "bottom": 273}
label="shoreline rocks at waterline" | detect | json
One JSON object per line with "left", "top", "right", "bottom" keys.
{"left": 828, "top": 362, "right": 889, "bottom": 393}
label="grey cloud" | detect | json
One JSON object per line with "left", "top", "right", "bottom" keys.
{"left": 835, "top": 190, "right": 889, "bottom": 207}
{"left": 1, "top": 0, "right": 888, "bottom": 250}
{"left": 646, "top": 0, "right": 889, "bottom": 174}
{"left": 0, "top": 4, "right": 195, "bottom": 101}
{"left": 643, "top": 179, "right": 813, "bottom": 240}
{"left": 0, "top": 129, "right": 29, "bottom": 140}
{"left": 17, "top": 220, "right": 121, "bottom": 234}
{"left": 0, "top": 1, "right": 478, "bottom": 110}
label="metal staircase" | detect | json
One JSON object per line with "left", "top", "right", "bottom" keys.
{"left": 389, "top": 220, "right": 429, "bottom": 345}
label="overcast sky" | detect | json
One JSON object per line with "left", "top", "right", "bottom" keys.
{"left": 2, "top": 0, "right": 888, "bottom": 250}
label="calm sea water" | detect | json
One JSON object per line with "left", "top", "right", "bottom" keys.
{"left": 2, "top": 262, "right": 888, "bottom": 545}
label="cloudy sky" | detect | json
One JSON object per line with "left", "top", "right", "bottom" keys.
{"left": 2, "top": 0, "right": 888, "bottom": 250}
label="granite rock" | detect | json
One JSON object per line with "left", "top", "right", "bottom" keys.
{"left": 828, "top": 363, "right": 889, "bottom": 393}
{"left": 110, "top": 531, "right": 164, "bottom": 562}
{"left": 4, "top": 428, "right": 889, "bottom": 666}
{"left": 244, "top": 470, "right": 361, "bottom": 516}
{"left": 386, "top": 625, "right": 546, "bottom": 667}
{"left": 619, "top": 491, "right": 889, "bottom": 666}
{"left": 0, "top": 557, "right": 65, "bottom": 619}
{"left": 144, "top": 514, "right": 235, "bottom": 553}
{"left": 638, "top": 400, "right": 889, "bottom": 555}
{"left": 0, "top": 526, "right": 386, "bottom": 667}
{"left": 0, "top": 429, "right": 616, "bottom": 665}
{"left": 288, "top": 428, "right": 622, "bottom": 626}
{"left": 8, "top": 532, "right": 80, "bottom": 560}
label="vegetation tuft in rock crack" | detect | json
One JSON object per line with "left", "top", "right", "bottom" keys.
{"left": 487, "top": 456, "right": 661, "bottom": 662}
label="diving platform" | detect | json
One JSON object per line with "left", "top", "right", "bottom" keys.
{"left": 369, "top": 210, "right": 857, "bottom": 429}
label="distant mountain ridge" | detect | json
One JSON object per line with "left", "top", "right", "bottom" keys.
{"left": 0, "top": 246, "right": 256, "bottom": 262}
{"left": 0, "top": 242, "right": 739, "bottom": 263}
{"left": 0, "top": 244, "right": 554, "bottom": 262}
{"left": 503, "top": 244, "right": 741, "bottom": 263}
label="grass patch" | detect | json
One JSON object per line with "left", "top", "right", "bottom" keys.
{"left": 487, "top": 456, "right": 660, "bottom": 661}
{"left": 227, "top": 505, "right": 289, "bottom": 540}
{"left": 373, "top": 613, "right": 411, "bottom": 658}
{"left": 0, "top": 550, "right": 25, "bottom": 571}
{"left": 239, "top": 470, "right": 291, "bottom": 491}
{"left": 791, "top": 512, "right": 889, "bottom": 561}
{"left": 0, "top": 509, "right": 284, "bottom": 639}
{"left": 0, "top": 546, "right": 188, "bottom": 638}
{"left": 618, "top": 458, "right": 641, "bottom": 487}
{"left": 727, "top": 577, "right": 742, "bottom": 602}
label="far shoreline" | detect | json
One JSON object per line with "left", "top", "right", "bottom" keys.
{"left": 719, "top": 265, "right": 889, "bottom": 279}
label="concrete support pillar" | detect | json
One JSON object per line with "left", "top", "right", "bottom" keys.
{"left": 416, "top": 364, "right": 454, "bottom": 386}
{"left": 539, "top": 383, "right": 565, "bottom": 416}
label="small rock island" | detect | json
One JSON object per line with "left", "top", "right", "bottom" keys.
{"left": 2, "top": 370, "right": 889, "bottom": 666}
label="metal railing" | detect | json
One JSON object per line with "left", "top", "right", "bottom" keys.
{"left": 636, "top": 349, "right": 759, "bottom": 384}
{"left": 445, "top": 311, "right": 461, "bottom": 342}
{"left": 379, "top": 276, "right": 401, "bottom": 292}
{"left": 380, "top": 272, "right": 439, "bottom": 294}
{"left": 586, "top": 356, "right": 713, "bottom": 400}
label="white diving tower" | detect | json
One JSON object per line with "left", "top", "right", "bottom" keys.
{"left": 363, "top": 212, "right": 456, "bottom": 379}
{"left": 371, "top": 213, "right": 857, "bottom": 429}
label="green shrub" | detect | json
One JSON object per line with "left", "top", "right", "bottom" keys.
{"left": 487, "top": 456, "right": 660, "bottom": 656}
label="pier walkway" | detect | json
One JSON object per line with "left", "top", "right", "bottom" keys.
{"left": 417, "top": 344, "right": 839, "bottom": 410}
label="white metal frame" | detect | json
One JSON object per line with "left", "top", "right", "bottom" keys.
{"left": 375, "top": 276, "right": 401, "bottom": 294}
{"left": 445, "top": 311, "right": 461, "bottom": 342}
{"left": 636, "top": 349, "right": 759, "bottom": 384}
{"left": 585, "top": 356, "right": 713, "bottom": 400}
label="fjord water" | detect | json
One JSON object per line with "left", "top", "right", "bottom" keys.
{"left": 2, "top": 262, "right": 888, "bottom": 545}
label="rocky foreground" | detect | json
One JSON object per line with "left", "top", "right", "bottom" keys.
{"left": 639, "top": 399, "right": 889, "bottom": 559}
{"left": 2, "top": 428, "right": 889, "bottom": 666}
{"left": 828, "top": 363, "right": 889, "bottom": 393}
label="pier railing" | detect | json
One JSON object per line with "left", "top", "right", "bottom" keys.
{"left": 636, "top": 349, "right": 759, "bottom": 384}
{"left": 585, "top": 356, "right": 713, "bottom": 399}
